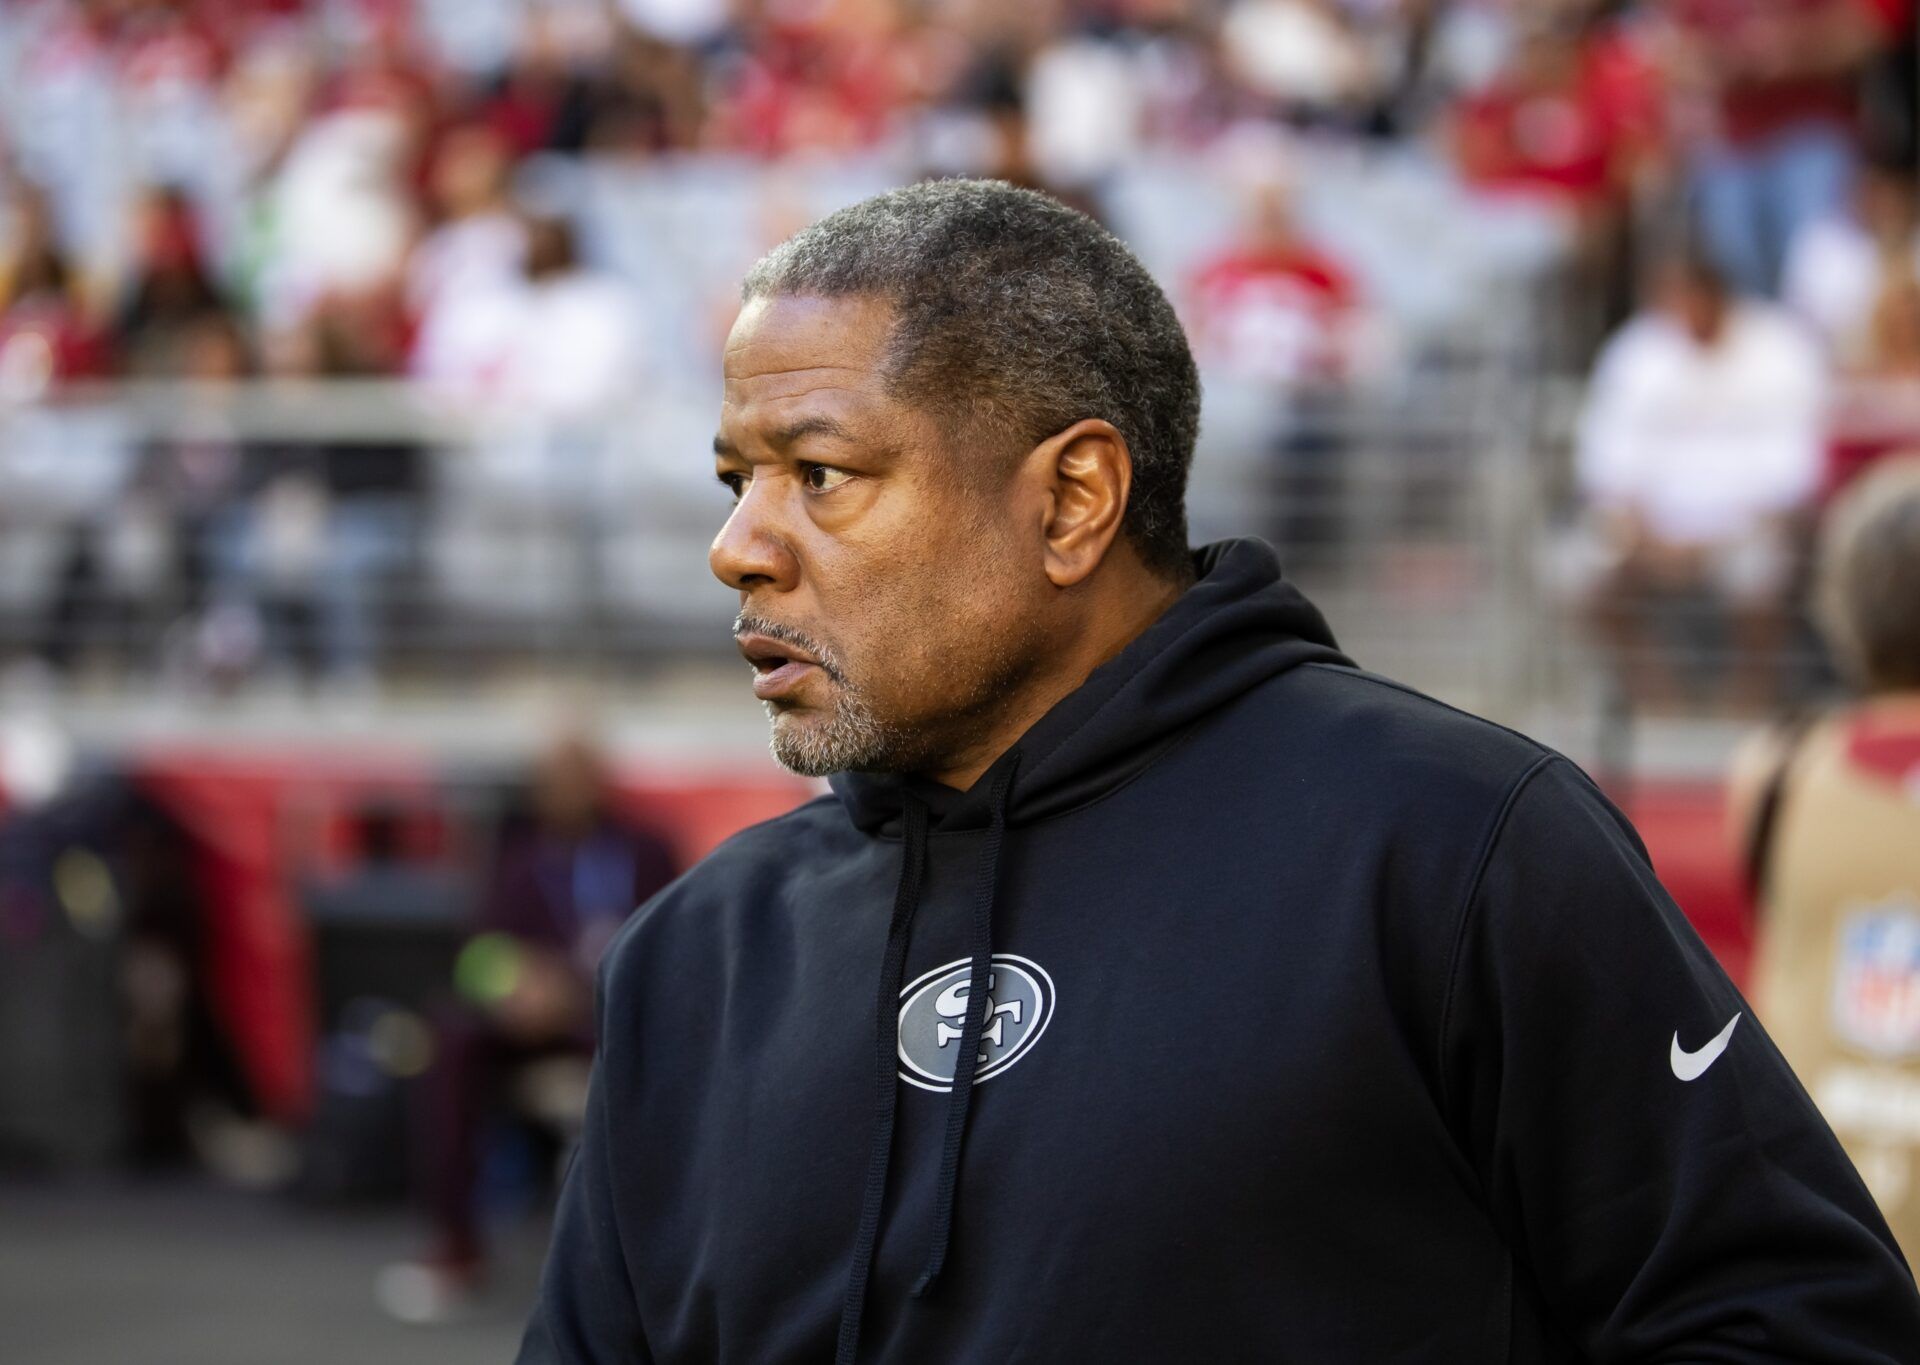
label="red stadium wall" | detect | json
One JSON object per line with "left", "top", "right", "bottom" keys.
{"left": 131, "top": 749, "right": 814, "bottom": 1123}
{"left": 11, "top": 746, "right": 1748, "bottom": 1126}
{"left": 1619, "top": 782, "right": 1755, "bottom": 987}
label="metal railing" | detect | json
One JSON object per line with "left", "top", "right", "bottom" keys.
{"left": 6, "top": 369, "right": 1906, "bottom": 729}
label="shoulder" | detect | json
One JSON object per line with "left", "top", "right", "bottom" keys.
{"left": 1263, "top": 661, "right": 1559, "bottom": 802}
{"left": 1594, "top": 315, "right": 1678, "bottom": 372}
{"left": 1732, "top": 303, "right": 1823, "bottom": 365}
{"left": 1197, "top": 660, "right": 1584, "bottom": 902}
{"left": 1787, "top": 214, "right": 1868, "bottom": 272}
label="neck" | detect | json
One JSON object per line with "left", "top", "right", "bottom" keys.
{"left": 923, "top": 566, "right": 1189, "bottom": 792}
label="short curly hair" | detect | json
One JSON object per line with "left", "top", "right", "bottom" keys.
{"left": 743, "top": 179, "right": 1201, "bottom": 580}
{"left": 1817, "top": 455, "right": 1920, "bottom": 692}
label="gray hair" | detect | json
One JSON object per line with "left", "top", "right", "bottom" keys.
{"left": 1817, "top": 455, "right": 1920, "bottom": 692}
{"left": 742, "top": 179, "right": 1200, "bottom": 580}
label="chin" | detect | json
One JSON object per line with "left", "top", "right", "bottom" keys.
{"left": 766, "top": 700, "right": 902, "bottom": 777}
{"left": 767, "top": 713, "right": 845, "bottom": 778}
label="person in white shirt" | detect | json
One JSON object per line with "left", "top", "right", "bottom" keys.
{"left": 405, "top": 125, "right": 529, "bottom": 353}
{"left": 410, "top": 214, "right": 643, "bottom": 415}
{"left": 1577, "top": 247, "right": 1827, "bottom": 709}
{"left": 1782, "top": 160, "right": 1920, "bottom": 367}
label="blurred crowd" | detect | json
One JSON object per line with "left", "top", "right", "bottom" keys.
{"left": 0, "top": 0, "right": 1912, "bottom": 389}
{"left": 0, "top": 0, "right": 1917, "bottom": 702}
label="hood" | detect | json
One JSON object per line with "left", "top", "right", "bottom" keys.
{"left": 830, "top": 537, "right": 1350, "bottom": 834}
{"left": 826, "top": 538, "right": 1351, "bottom": 1363}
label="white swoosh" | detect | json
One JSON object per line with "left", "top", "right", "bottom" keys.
{"left": 1670, "top": 1012, "right": 1741, "bottom": 1081}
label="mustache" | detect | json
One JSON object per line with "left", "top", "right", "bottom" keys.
{"left": 733, "top": 612, "right": 847, "bottom": 683}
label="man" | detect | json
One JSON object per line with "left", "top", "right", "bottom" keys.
{"left": 519, "top": 180, "right": 1920, "bottom": 1362}
{"left": 381, "top": 734, "right": 678, "bottom": 1323}
{"left": 1576, "top": 245, "right": 1826, "bottom": 709}
{"left": 1666, "top": 0, "right": 1884, "bottom": 296}
{"left": 1186, "top": 174, "right": 1372, "bottom": 572}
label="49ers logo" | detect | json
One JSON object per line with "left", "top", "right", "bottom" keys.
{"left": 896, "top": 955, "right": 1055, "bottom": 1092}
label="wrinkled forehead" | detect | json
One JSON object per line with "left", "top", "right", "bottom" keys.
{"left": 721, "top": 293, "right": 899, "bottom": 413}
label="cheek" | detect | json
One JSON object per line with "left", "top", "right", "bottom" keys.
{"left": 843, "top": 530, "right": 1033, "bottom": 701}
{"left": 806, "top": 478, "right": 1032, "bottom": 690}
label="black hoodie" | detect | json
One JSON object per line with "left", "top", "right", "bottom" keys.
{"left": 518, "top": 540, "right": 1920, "bottom": 1363}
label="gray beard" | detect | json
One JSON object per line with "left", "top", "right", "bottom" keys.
{"left": 764, "top": 687, "right": 914, "bottom": 777}
{"left": 746, "top": 604, "right": 1043, "bottom": 778}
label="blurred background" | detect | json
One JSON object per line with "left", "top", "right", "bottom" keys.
{"left": 2, "top": 0, "right": 1919, "bottom": 1358}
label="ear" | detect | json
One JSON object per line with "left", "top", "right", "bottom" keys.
{"left": 1032, "top": 418, "right": 1131, "bottom": 588}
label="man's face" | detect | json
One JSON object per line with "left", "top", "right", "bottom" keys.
{"left": 711, "top": 294, "right": 1049, "bottom": 777}
{"left": 1655, "top": 268, "right": 1726, "bottom": 346}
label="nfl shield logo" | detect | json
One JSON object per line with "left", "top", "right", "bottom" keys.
{"left": 1833, "top": 899, "right": 1920, "bottom": 1058}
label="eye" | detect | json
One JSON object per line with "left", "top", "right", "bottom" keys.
{"left": 718, "top": 470, "right": 748, "bottom": 502}
{"left": 801, "top": 463, "right": 852, "bottom": 493}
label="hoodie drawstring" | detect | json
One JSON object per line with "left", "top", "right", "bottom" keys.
{"left": 912, "top": 755, "right": 1017, "bottom": 1297}
{"left": 833, "top": 755, "right": 1021, "bottom": 1363}
{"left": 835, "top": 795, "right": 929, "bottom": 1365}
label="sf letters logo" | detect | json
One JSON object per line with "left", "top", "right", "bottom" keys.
{"left": 897, "top": 955, "right": 1055, "bottom": 1092}
{"left": 933, "top": 975, "right": 1025, "bottom": 1061}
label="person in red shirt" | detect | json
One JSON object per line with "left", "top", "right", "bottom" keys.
{"left": 1453, "top": 26, "right": 1634, "bottom": 214}
{"left": 1188, "top": 179, "right": 1367, "bottom": 569}
{"left": 0, "top": 185, "right": 111, "bottom": 398}
{"left": 1667, "top": 0, "right": 1891, "bottom": 294}
{"left": 1451, "top": 13, "right": 1664, "bottom": 342}
{"left": 1188, "top": 179, "right": 1360, "bottom": 386}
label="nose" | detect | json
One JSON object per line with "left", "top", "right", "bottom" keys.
{"left": 709, "top": 478, "right": 799, "bottom": 594}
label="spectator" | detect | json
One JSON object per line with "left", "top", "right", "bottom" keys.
{"left": 1022, "top": 33, "right": 1146, "bottom": 191}
{"left": 1188, "top": 177, "right": 1367, "bottom": 386}
{"left": 115, "top": 185, "right": 226, "bottom": 377}
{"left": 1450, "top": 19, "right": 1639, "bottom": 219}
{"left": 1784, "top": 156, "right": 1920, "bottom": 366}
{"left": 1448, "top": 10, "right": 1662, "bottom": 343}
{"left": 1576, "top": 245, "right": 1827, "bottom": 709}
{"left": 0, "top": 184, "right": 111, "bottom": 401}
{"left": 405, "top": 123, "right": 528, "bottom": 341}
{"left": 220, "top": 34, "right": 319, "bottom": 186}
{"left": 1443, "top": 9, "right": 1658, "bottom": 219}
{"left": 1666, "top": 0, "right": 1890, "bottom": 296}
{"left": 255, "top": 103, "right": 417, "bottom": 333}
{"left": 1189, "top": 176, "right": 1375, "bottom": 569}
{"left": 229, "top": 297, "right": 422, "bottom": 685}
{"left": 140, "top": 312, "right": 255, "bottom": 650}
{"left": 1733, "top": 455, "right": 1920, "bottom": 1270}
{"left": 377, "top": 734, "right": 678, "bottom": 1324}
{"left": 497, "top": 215, "right": 644, "bottom": 415}
{"left": 1219, "top": 0, "right": 1377, "bottom": 127}
{"left": 558, "top": 24, "right": 706, "bottom": 155}
{"left": 618, "top": 0, "right": 733, "bottom": 49}
{"left": 706, "top": 0, "right": 910, "bottom": 158}
{"left": 473, "top": 9, "right": 577, "bottom": 158}
{"left": 413, "top": 214, "right": 644, "bottom": 415}
{"left": 42, "top": 297, "right": 250, "bottom": 677}
{"left": 1860, "top": 266, "right": 1920, "bottom": 374}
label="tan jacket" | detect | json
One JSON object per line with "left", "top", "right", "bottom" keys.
{"left": 1744, "top": 699, "right": 1920, "bottom": 1268}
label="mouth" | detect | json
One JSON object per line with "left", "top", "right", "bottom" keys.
{"left": 735, "top": 631, "right": 826, "bottom": 703}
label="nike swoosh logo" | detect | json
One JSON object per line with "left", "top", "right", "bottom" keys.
{"left": 1670, "top": 1012, "right": 1741, "bottom": 1081}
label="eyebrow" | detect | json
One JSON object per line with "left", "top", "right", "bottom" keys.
{"left": 713, "top": 415, "right": 859, "bottom": 458}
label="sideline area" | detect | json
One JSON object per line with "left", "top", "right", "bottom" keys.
{"left": 0, "top": 1180, "right": 542, "bottom": 1365}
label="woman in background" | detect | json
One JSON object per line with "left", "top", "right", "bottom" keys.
{"left": 1734, "top": 455, "right": 1920, "bottom": 1268}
